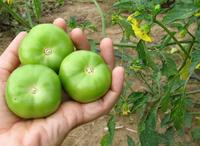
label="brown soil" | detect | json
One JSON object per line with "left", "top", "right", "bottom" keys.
{"left": 0, "top": 1, "right": 199, "bottom": 146}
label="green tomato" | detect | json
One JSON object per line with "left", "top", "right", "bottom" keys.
{"left": 59, "top": 50, "right": 112, "bottom": 103}
{"left": 19, "top": 24, "right": 74, "bottom": 72}
{"left": 6, "top": 64, "right": 61, "bottom": 119}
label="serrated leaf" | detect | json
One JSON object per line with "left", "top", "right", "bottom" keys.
{"left": 163, "top": 4, "right": 197, "bottom": 24}
{"left": 171, "top": 97, "right": 186, "bottom": 129}
{"left": 100, "top": 115, "right": 116, "bottom": 146}
{"left": 139, "top": 108, "right": 159, "bottom": 146}
{"left": 127, "top": 136, "right": 135, "bottom": 146}
{"left": 161, "top": 56, "right": 178, "bottom": 77}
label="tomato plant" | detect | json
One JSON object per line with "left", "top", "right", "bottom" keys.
{"left": 88, "top": 0, "right": 200, "bottom": 146}
{"left": 6, "top": 64, "right": 61, "bottom": 119}
{"left": 19, "top": 24, "right": 74, "bottom": 72}
{"left": 59, "top": 50, "right": 111, "bottom": 103}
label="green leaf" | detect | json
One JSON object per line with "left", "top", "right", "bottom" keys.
{"left": 161, "top": 113, "right": 171, "bottom": 128}
{"left": 115, "top": 17, "right": 134, "bottom": 39}
{"left": 101, "top": 133, "right": 111, "bottom": 146}
{"left": 107, "top": 115, "right": 115, "bottom": 141}
{"left": 32, "top": 0, "right": 42, "bottom": 20}
{"left": 163, "top": 4, "right": 197, "bottom": 24}
{"left": 127, "top": 136, "right": 135, "bottom": 146}
{"left": 191, "top": 48, "right": 200, "bottom": 71}
{"left": 140, "top": 129, "right": 159, "bottom": 146}
{"left": 171, "top": 97, "right": 186, "bottom": 129}
{"left": 161, "top": 56, "right": 178, "bottom": 77}
{"left": 100, "top": 115, "right": 116, "bottom": 146}
{"left": 139, "top": 108, "right": 159, "bottom": 146}
{"left": 160, "top": 93, "right": 170, "bottom": 112}
{"left": 158, "top": 127, "right": 174, "bottom": 146}
{"left": 191, "top": 127, "right": 200, "bottom": 142}
{"left": 68, "top": 16, "right": 78, "bottom": 29}
{"left": 136, "top": 40, "right": 158, "bottom": 70}
{"left": 136, "top": 40, "right": 148, "bottom": 65}
{"left": 113, "top": 0, "right": 137, "bottom": 12}
{"left": 128, "top": 92, "right": 148, "bottom": 112}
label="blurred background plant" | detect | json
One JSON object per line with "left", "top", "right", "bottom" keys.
{"left": 0, "top": 0, "right": 96, "bottom": 33}
{"left": 100, "top": 0, "right": 200, "bottom": 145}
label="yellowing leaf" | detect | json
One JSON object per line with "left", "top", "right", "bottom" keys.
{"left": 127, "top": 15, "right": 153, "bottom": 42}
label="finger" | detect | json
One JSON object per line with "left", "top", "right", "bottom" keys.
{"left": 70, "top": 28, "right": 90, "bottom": 50}
{"left": 0, "top": 32, "right": 27, "bottom": 75}
{"left": 100, "top": 38, "right": 115, "bottom": 70}
{"left": 81, "top": 66, "right": 124, "bottom": 123}
{"left": 40, "top": 67, "right": 124, "bottom": 143}
{"left": 53, "top": 18, "right": 67, "bottom": 31}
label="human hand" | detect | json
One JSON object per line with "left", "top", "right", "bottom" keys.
{"left": 0, "top": 18, "right": 124, "bottom": 146}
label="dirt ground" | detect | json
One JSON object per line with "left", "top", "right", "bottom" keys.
{"left": 0, "top": 1, "right": 199, "bottom": 146}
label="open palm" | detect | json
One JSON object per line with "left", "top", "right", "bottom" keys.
{"left": 0, "top": 18, "right": 124, "bottom": 146}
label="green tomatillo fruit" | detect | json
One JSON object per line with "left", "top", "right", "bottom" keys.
{"left": 59, "top": 50, "right": 112, "bottom": 103}
{"left": 19, "top": 24, "right": 74, "bottom": 72}
{"left": 6, "top": 64, "right": 61, "bottom": 119}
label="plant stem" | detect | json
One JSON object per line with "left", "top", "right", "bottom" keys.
{"left": 187, "top": 89, "right": 200, "bottom": 95}
{"left": 93, "top": 40, "right": 195, "bottom": 49}
{"left": 92, "top": 0, "right": 106, "bottom": 37}
{"left": 138, "top": 72, "right": 154, "bottom": 94}
{"left": 154, "top": 19, "right": 189, "bottom": 57}
{"left": 178, "top": 38, "right": 195, "bottom": 72}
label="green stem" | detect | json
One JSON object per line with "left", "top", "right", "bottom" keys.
{"left": 93, "top": 40, "right": 196, "bottom": 49}
{"left": 154, "top": 19, "right": 189, "bottom": 57}
{"left": 186, "top": 28, "right": 195, "bottom": 39}
{"left": 178, "top": 38, "right": 195, "bottom": 72}
{"left": 92, "top": 0, "right": 106, "bottom": 37}
{"left": 138, "top": 72, "right": 154, "bottom": 94}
